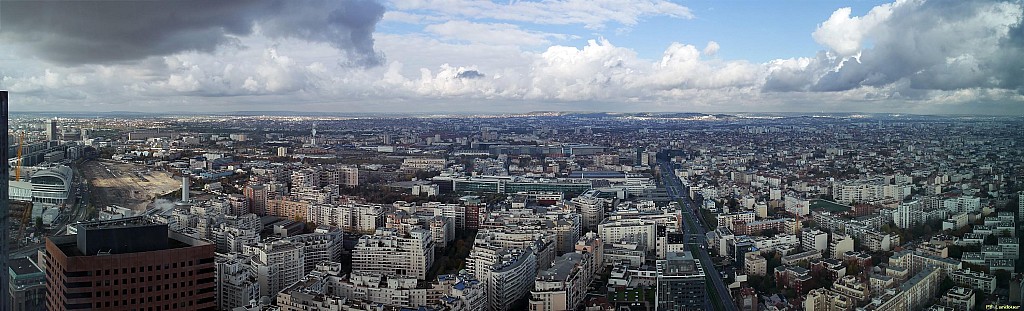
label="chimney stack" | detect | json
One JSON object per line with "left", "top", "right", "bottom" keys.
{"left": 182, "top": 175, "right": 190, "bottom": 202}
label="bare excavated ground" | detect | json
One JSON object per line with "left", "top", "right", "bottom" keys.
{"left": 83, "top": 160, "right": 180, "bottom": 211}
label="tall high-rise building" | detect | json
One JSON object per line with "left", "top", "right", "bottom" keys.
{"left": 1019, "top": 191, "right": 1023, "bottom": 227}
{"left": 655, "top": 251, "right": 706, "bottom": 310}
{"left": 45, "top": 119, "right": 58, "bottom": 141}
{"left": 0, "top": 91, "right": 9, "bottom": 310}
{"left": 44, "top": 218, "right": 216, "bottom": 311}
{"left": 243, "top": 184, "right": 269, "bottom": 215}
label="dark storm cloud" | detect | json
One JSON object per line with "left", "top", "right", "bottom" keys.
{"left": 0, "top": 0, "right": 385, "bottom": 66}
{"left": 455, "top": 70, "right": 485, "bottom": 79}
{"left": 993, "top": 17, "right": 1024, "bottom": 94}
{"left": 765, "top": 0, "right": 1024, "bottom": 93}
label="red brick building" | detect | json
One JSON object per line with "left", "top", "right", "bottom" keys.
{"left": 735, "top": 286, "right": 758, "bottom": 311}
{"left": 464, "top": 204, "right": 481, "bottom": 230}
{"left": 45, "top": 218, "right": 216, "bottom": 311}
{"left": 774, "top": 265, "right": 812, "bottom": 294}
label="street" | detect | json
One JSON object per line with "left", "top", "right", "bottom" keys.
{"left": 660, "top": 160, "right": 738, "bottom": 311}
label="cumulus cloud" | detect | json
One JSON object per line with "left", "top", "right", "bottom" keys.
{"left": 770, "top": 0, "right": 1024, "bottom": 94}
{"left": 2, "top": 0, "right": 1023, "bottom": 114}
{"left": 646, "top": 42, "right": 760, "bottom": 90}
{"left": 455, "top": 70, "right": 486, "bottom": 79}
{"left": 811, "top": 3, "right": 897, "bottom": 57}
{"left": 413, "top": 65, "right": 505, "bottom": 97}
{"left": 0, "top": 0, "right": 385, "bottom": 66}
{"left": 702, "top": 41, "right": 721, "bottom": 57}
{"left": 525, "top": 39, "right": 644, "bottom": 100}
{"left": 391, "top": 0, "right": 692, "bottom": 29}
{"left": 399, "top": 39, "right": 761, "bottom": 102}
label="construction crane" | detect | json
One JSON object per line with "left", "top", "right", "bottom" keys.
{"left": 13, "top": 132, "right": 35, "bottom": 239}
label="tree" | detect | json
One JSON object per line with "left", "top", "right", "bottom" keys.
{"left": 34, "top": 217, "right": 44, "bottom": 232}
{"left": 764, "top": 251, "right": 783, "bottom": 272}
{"left": 994, "top": 270, "right": 1011, "bottom": 288}
{"left": 747, "top": 275, "right": 777, "bottom": 294}
{"left": 984, "top": 234, "right": 998, "bottom": 246}
{"left": 880, "top": 223, "right": 892, "bottom": 233}
{"left": 727, "top": 197, "right": 740, "bottom": 210}
{"left": 413, "top": 170, "right": 439, "bottom": 180}
{"left": 846, "top": 264, "right": 865, "bottom": 277}
{"left": 947, "top": 245, "right": 965, "bottom": 258}
{"left": 782, "top": 289, "right": 797, "bottom": 299}
{"left": 939, "top": 277, "right": 955, "bottom": 295}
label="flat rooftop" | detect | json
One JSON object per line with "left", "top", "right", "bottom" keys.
{"left": 51, "top": 234, "right": 195, "bottom": 257}
{"left": 9, "top": 257, "right": 41, "bottom": 276}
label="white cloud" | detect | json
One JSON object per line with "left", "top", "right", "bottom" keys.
{"left": 812, "top": 2, "right": 899, "bottom": 57}
{"left": 702, "top": 41, "right": 720, "bottom": 57}
{"left": 397, "top": 38, "right": 761, "bottom": 102}
{"left": 381, "top": 11, "right": 446, "bottom": 24}
{"left": 375, "top": 33, "right": 534, "bottom": 77}
{"left": 773, "top": 0, "right": 1024, "bottom": 96}
{"left": 2, "top": 0, "right": 1023, "bottom": 114}
{"left": 525, "top": 39, "right": 644, "bottom": 100}
{"left": 390, "top": 0, "right": 692, "bottom": 29}
{"left": 423, "top": 20, "right": 567, "bottom": 46}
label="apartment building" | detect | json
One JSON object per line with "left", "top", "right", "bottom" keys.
{"left": 352, "top": 228, "right": 434, "bottom": 280}
{"left": 529, "top": 252, "right": 594, "bottom": 311}
{"left": 597, "top": 218, "right": 657, "bottom": 247}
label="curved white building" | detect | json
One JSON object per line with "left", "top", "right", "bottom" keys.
{"left": 486, "top": 247, "right": 536, "bottom": 311}
{"left": 13, "top": 165, "right": 74, "bottom": 205}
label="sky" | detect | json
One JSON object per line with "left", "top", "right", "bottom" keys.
{"left": 0, "top": 0, "right": 1022, "bottom": 114}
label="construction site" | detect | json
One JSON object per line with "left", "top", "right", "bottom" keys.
{"left": 82, "top": 160, "right": 181, "bottom": 212}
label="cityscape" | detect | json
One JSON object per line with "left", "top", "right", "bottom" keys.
{"left": 0, "top": 0, "right": 1023, "bottom": 311}
{"left": 0, "top": 112, "right": 1019, "bottom": 311}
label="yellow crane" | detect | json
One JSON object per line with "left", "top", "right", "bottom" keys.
{"left": 14, "top": 132, "right": 35, "bottom": 235}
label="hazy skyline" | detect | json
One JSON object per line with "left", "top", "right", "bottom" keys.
{"left": 0, "top": 0, "right": 1022, "bottom": 114}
